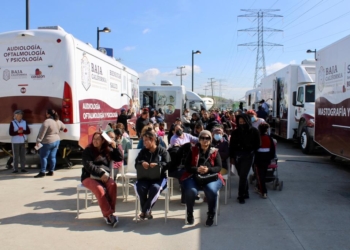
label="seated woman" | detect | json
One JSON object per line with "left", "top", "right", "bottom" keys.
{"left": 81, "top": 132, "right": 123, "bottom": 227}
{"left": 137, "top": 125, "right": 166, "bottom": 149}
{"left": 182, "top": 130, "right": 224, "bottom": 227}
{"left": 135, "top": 131, "right": 170, "bottom": 220}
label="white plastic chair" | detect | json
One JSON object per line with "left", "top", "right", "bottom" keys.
{"left": 184, "top": 190, "right": 220, "bottom": 225}
{"left": 222, "top": 158, "right": 233, "bottom": 204}
{"left": 124, "top": 149, "right": 141, "bottom": 201}
{"left": 135, "top": 186, "right": 170, "bottom": 223}
{"left": 76, "top": 183, "right": 94, "bottom": 218}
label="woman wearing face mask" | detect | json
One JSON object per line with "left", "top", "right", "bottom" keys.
{"left": 229, "top": 114, "right": 261, "bottom": 204}
{"left": 211, "top": 126, "right": 230, "bottom": 175}
{"left": 246, "top": 110, "right": 265, "bottom": 129}
{"left": 169, "top": 124, "right": 199, "bottom": 147}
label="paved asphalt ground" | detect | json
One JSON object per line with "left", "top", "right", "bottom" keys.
{"left": 0, "top": 140, "right": 350, "bottom": 250}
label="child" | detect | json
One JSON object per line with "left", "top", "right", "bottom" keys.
{"left": 155, "top": 122, "right": 165, "bottom": 139}
{"left": 254, "top": 123, "right": 275, "bottom": 199}
{"left": 157, "top": 122, "right": 165, "bottom": 139}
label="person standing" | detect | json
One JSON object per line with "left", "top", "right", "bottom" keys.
{"left": 117, "top": 108, "right": 133, "bottom": 134}
{"left": 9, "top": 110, "right": 30, "bottom": 173}
{"left": 246, "top": 110, "right": 266, "bottom": 129}
{"left": 229, "top": 114, "right": 261, "bottom": 204}
{"left": 136, "top": 108, "right": 149, "bottom": 138}
{"left": 34, "top": 109, "right": 66, "bottom": 178}
{"left": 259, "top": 99, "right": 270, "bottom": 114}
{"left": 255, "top": 123, "right": 275, "bottom": 199}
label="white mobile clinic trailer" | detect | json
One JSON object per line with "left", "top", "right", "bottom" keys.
{"left": 0, "top": 26, "right": 139, "bottom": 162}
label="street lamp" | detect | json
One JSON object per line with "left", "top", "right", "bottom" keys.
{"left": 306, "top": 49, "right": 317, "bottom": 61}
{"left": 192, "top": 50, "right": 201, "bottom": 91}
{"left": 97, "top": 27, "right": 111, "bottom": 50}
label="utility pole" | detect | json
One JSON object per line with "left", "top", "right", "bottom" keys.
{"left": 238, "top": 9, "right": 283, "bottom": 88}
{"left": 208, "top": 78, "right": 216, "bottom": 108}
{"left": 26, "top": 0, "right": 30, "bottom": 30}
{"left": 203, "top": 87, "right": 209, "bottom": 96}
{"left": 176, "top": 66, "right": 186, "bottom": 86}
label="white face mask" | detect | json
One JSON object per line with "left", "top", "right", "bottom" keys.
{"left": 214, "top": 134, "right": 222, "bottom": 141}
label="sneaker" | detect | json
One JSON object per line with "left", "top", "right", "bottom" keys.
{"left": 139, "top": 213, "right": 147, "bottom": 220}
{"left": 195, "top": 195, "right": 203, "bottom": 204}
{"left": 34, "top": 172, "right": 45, "bottom": 178}
{"left": 12, "top": 170, "right": 18, "bottom": 173}
{"left": 206, "top": 212, "right": 215, "bottom": 227}
{"left": 108, "top": 214, "right": 118, "bottom": 228}
{"left": 181, "top": 201, "right": 186, "bottom": 206}
{"left": 187, "top": 212, "right": 194, "bottom": 225}
{"left": 237, "top": 197, "right": 245, "bottom": 204}
{"left": 46, "top": 171, "right": 54, "bottom": 176}
{"left": 104, "top": 217, "right": 112, "bottom": 225}
{"left": 146, "top": 212, "right": 153, "bottom": 220}
{"left": 262, "top": 193, "right": 267, "bottom": 199}
{"left": 21, "top": 169, "right": 28, "bottom": 173}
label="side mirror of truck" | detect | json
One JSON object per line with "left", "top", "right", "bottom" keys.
{"left": 292, "top": 91, "right": 297, "bottom": 106}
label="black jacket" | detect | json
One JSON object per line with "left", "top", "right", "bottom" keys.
{"left": 117, "top": 113, "right": 133, "bottom": 132}
{"left": 135, "top": 146, "right": 170, "bottom": 180}
{"left": 136, "top": 117, "right": 149, "bottom": 137}
{"left": 81, "top": 145, "right": 123, "bottom": 182}
{"left": 229, "top": 114, "right": 261, "bottom": 158}
{"left": 168, "top": 142, "right": 192, "bottom": 172}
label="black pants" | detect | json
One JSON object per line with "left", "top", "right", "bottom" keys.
{"left": 235, "top": 152, "right": 255, "bottom": 198}
{"left": 255, "top": 161, "right": 269, "bottom": 194}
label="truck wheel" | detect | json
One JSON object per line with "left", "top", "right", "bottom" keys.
{"left": 300, "top": 127, "right": 314, "bottom": 154}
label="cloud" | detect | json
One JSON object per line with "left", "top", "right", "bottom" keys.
{"left": 124, "top": 46, "right": 136, "bottom": 51}
{"left": 139, "top": 68, "right": 160, "bottom": 81}
{"left": 142, "top": 28, "right": 150, "bottom": 34}
{"left": 266, "top": 60, "right": 297, "bottom": 75}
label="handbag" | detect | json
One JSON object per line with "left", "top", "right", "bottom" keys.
{"left": 90, "top": 168, "right": 109, "bottom": 180}
{"left": 194, "top": 173, "right": 218, "bottom": 186}
{"left": 193, "top": 154, "right": 218, "bottom": 186}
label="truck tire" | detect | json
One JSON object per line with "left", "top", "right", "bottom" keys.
{"left": 300, "top": 127, "right": 315, "bottom": 154}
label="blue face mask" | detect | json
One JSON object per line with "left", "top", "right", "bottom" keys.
{"left": 214, "top": 134, "right": 222, "bottom": 141}
{"left": 251, "top": 116, "right": 256, "bottom": 122}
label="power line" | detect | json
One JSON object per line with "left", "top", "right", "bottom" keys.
{"left": 176, "top": 66, "right": 186, "bottom": 86}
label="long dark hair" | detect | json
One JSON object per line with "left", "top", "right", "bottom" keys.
{"left": 88, "top": 132, "right": 111, "bottom": 161}
{"left": 143, "top": 130, "right": 160, "bottom": 147}
{"left": 47, "top": 109, "right": 59, "bottom": 121}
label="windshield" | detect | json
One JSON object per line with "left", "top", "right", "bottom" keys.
{"left": 305, "top": 85, "right": 315, "bottom": 103}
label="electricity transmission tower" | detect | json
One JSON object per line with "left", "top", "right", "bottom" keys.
{"left": 176, "top": 66, "right": 186, "bottom": 85}
{"left": 238, "top": 9, "right": 283, "bottom": 88}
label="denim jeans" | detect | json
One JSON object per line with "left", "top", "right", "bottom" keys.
{"left": 183, "top": 177, "right": 222, "bottom": 214}
{"left": 39, "top": 140, "right": 60, "bottom": 173}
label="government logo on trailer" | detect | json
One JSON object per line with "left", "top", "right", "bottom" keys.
{"left": 81, "top": 54, "right": 91, "bottom": 91}
{"left": 3, "top": 69, "right": 10, "bottom": 81}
